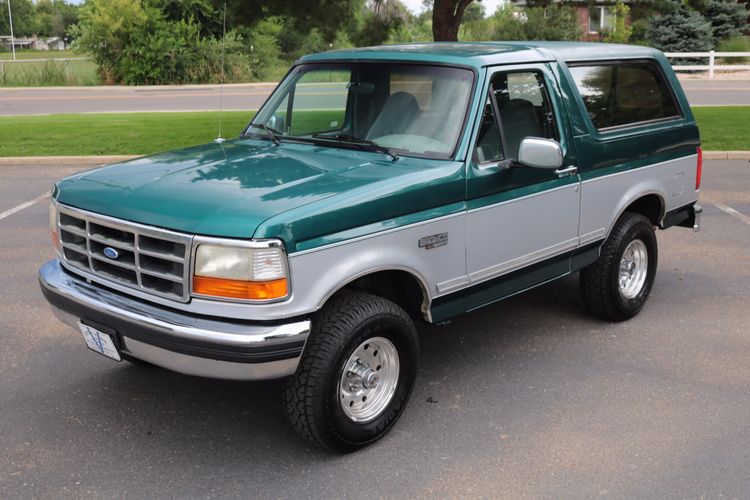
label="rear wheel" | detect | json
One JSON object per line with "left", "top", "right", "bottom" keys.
{"left": 284, "top": 291, "right": 418, "bottom": 452}
{"left": 581, "top": 212, "right": 658, "bottom": 322}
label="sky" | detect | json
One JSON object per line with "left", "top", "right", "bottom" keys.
{"left": 401, "top": 0, "right": 505, "bottom": 17}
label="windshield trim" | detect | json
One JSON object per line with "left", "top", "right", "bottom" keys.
{"left": 242, "top": 60, "right": 479, "bottom": 161}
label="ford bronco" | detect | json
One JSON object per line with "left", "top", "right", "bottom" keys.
{"left": 40, "top": 42, "right": 702, "bottom": 451}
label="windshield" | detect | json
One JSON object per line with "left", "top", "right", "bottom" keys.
{"left": 245, "top": 62, "right": 475, "bottom": 159}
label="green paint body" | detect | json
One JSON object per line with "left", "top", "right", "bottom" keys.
{"left": 54, "top": 42, "right": 699, "bottom": 279}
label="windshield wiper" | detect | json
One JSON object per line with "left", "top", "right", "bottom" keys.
{"left": 247, "top": 123, "right": 281, "bottom": 145}
{"left": 311, "top": 133, "right": 399, "bottom": 161}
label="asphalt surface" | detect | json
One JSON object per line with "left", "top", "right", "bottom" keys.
{"left": 1, "top": 160, "right": 749, "bottom": 498}
{"left": 1, "top": 79, "right": 748, "bottom": 116}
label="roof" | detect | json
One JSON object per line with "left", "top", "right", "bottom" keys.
{"left": 298, "top": 42, "right": 663, "bottom": 69}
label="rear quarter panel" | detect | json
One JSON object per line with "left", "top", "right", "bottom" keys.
{"left": 556, "top": 53, "right": 700, "bottom": 240}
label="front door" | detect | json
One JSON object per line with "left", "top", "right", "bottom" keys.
{"left": 464, "top": 63, "right": 581, "bottom": 310}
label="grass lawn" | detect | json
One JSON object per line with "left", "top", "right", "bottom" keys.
{"left": 0, "top": 107, "right": 747, "bottom": 157}
{"left": 0, "top": 111, "right": 255, "bottom": 156}
{"left": 0, "top": 55, "right": 99, "bottom": 86}
{"left": 692, "top": 107, "right": 750, "bottom": 151}
{"left": 0, "top": 50, "right": 82, "bottom": 60}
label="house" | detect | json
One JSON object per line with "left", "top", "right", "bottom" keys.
{"left": 510, "top": 0, "right": 630, "bottom": 41}
{"left": 0, "top": 36, "right": 67, "bottom": 52}
{"left": 0, "top": 35, "right": 35, "bottom": 51}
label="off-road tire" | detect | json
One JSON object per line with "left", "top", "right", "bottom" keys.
{"left": 284, "top": 291, "right": 418, "bottom": 452}
{"left": 581, "top": 212, "right": 658, "bottom": 322}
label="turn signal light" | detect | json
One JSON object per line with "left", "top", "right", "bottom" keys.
{"left": 51, "top": 230, "right": 61, "bottom": 252}
{"left": 696, "top": 146, "right": 703, "bottom": 191}
{"left": 193, "top": 276, "right": 288, "bottom": 300}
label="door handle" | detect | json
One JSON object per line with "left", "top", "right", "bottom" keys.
{"left": 554, "top": 165, "right": 578, "bottom": 177}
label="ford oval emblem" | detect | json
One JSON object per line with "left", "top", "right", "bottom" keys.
{"left": 103, "top": 247, "right": 119, "bottom": 259}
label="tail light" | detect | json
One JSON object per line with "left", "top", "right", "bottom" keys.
{"left": 695, "top": 146, "right": 703, "bottom": 191}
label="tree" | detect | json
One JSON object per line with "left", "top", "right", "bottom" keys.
{"left": 217, "top": 0, "right": 356, "bottom": 41}
{"left": 432, "top": 0, "right": 475, "bottom": 41}
{"left": 604, "top": 1, "right": 633, "bottom": 43}
{"left": 703, "top": 0, "right": 749, "bottom": 40}
{"left": 462, "top": 1, "right": 485, "bottom": 22}
{"left": 647, "top": 4, "right": 714, "bottom": 55}
{"left": 69, "top": 0, "right": 147, "bottom": 80}
{"left": 355, "top": 0, "right": 409, "bottom": 47}
{"left": 0, "top": 0, "right": 37, "bottom": 37}
{"left": 35, "top": 0, "right": 80, "bottom": 38}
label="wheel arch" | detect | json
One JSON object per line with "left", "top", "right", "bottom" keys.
{"left": 317, "top": 267, "right": 432, "bottom": 322}
{"left": 605, "top": 190, "right": 666, "bottom": 241}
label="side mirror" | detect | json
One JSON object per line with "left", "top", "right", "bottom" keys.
{"left": 268, "top": 114, "right": 286, "bottom": 132}
{"left": 517, "top": 138, "right": 563, "bottom": 170}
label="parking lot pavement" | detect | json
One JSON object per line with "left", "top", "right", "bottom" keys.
{"left": 1, "top": 160, "right": 748, "bottom": 498}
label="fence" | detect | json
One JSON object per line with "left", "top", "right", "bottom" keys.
{"left": 665, "top": 51, "right": 750, "bottom": 79}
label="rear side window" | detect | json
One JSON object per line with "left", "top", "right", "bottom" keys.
{"left": 568, "top": 62, "right": 681, "bottom": 130}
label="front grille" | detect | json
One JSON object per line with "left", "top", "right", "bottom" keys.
{"left": 55, "top": 204, "right": 193, "bottom": 302}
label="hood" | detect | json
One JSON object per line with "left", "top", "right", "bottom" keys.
{"left": 54, "top": 138, "right": 418, "bottom": 238}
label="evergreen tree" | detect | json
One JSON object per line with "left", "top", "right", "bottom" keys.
{"left": 647, "top": 5, "right": 714, "bottom": 55}
{"left": 703, "top": 0, "right": 749, "bottom": 40}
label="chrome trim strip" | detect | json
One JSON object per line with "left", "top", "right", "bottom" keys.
{"left": 122, "top": 338, "right": 301, "bottom": 380}
{"left": 49, "top": 306, "right": 301, "bottom": 381}
{"left": 578, "top": 228, "right": 606, "bottom": 246}
{"left": 40, "top": 259, "right": 310, "bottom": 349}
{"left": 436, "top": 275, "right": 470, "bottom": 295}
{"left": 467, "top": 237, "right": 579, "bottom": 285}
{"left": 55, "top": 201, "right": 193, "bottom": 302}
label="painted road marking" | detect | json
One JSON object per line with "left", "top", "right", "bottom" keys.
{"left": 0, "top": 193, "right": 50, "bottom": 221}
{"left": 703, "top": 196, "right": 750, "bottom": 226}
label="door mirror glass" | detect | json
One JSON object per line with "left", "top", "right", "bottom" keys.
{"left": 517, "top": 137, "right": 563, "bottom": 169}
{"left": 268, "top": 113, "right": 286, "bottom": 133}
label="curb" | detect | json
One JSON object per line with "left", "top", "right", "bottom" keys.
{"left": 0, "top": 152, "right": 748, "bottom": 165}
{"left": 702, "top": 151, "right": 750, "bottom": 160}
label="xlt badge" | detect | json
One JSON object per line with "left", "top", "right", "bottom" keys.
{"left": 418, "top": 233, "right": 448, "bottom": 250}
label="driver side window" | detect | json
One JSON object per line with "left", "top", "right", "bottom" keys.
{"left": 474, "top": 70, "right": 558, "bottom": 163}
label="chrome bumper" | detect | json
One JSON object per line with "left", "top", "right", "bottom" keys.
{"left": 39, "top": 260, "right": 310, "bottom": 380}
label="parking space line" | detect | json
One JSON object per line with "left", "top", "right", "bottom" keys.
{"left": 703, "top": 196, "right": 750, "bottom": 226}
{"left": 0, "top": 193, "right": 50, "bottom": 221}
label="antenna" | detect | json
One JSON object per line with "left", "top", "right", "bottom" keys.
{"left": 214, "top": 3, "right": 227, "bottom": 144}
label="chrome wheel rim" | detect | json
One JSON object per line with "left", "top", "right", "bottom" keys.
{"left": 618, "top": 239, "right": 648, "bottom": 299}
{"left": 339, "top": 337, "right": 400, "bottom": 423}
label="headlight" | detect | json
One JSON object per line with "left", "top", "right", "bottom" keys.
{"left": 193, "top": 242, "right": 288, "bottom": 301}
{"left": 49, "top": 202, "right": 61, "bottom": 253}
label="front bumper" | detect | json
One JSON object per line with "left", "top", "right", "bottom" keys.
{"left": 39, "top": 260, "right": 310, "bottom": 380}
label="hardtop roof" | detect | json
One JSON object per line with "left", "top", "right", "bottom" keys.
{"left": 297, "top": 41, "right": 663, "bottom": 69}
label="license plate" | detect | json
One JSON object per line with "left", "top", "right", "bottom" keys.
{"left": 79, "top": 323, "right": 122, "bottom": 362}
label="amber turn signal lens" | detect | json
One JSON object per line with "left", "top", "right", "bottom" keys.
{"left": 51, "top": 230, "right": 61, "bottom": 252}
{"left": 193, "top": 276, "right": 288, "bottom": 300}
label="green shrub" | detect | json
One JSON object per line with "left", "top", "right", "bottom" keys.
{"left": 603, "top": 2, "right": 633, "bottom": 44}
{"left": 246, "top": 17, "right": 285, "bottom": 81}
{"left": 70, "top": 0, "right": 251, "bottom": 84}
{"left": 717, "top": 36, "right": 750, "bottom": 63}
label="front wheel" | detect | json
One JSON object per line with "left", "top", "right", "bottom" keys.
{"left": 580, "top": 212, "right": 658, "bottom": 322}
{"left": 284, "top": 291, "right": 418, "bottom": 452}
